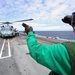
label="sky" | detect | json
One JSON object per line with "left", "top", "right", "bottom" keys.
{"left": 0, "top": 0, "right": 75, "bottom": 31}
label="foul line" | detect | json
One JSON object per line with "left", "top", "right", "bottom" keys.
{"left": 0, "top": 39, "right": 11, "bottom": 59}
{"left": 0, "top": 39, "right": 6, "bottom": 58}
{"left": 8, "top": 39, "right": 11, "bottom": 57}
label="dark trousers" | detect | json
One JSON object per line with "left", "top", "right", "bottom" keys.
{"left": 49, "top": 71, "right": 58, "bottom": 75}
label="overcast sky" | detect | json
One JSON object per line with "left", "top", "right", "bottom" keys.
{"left": 0, "top": 0, "right": 75, "bottom": 31}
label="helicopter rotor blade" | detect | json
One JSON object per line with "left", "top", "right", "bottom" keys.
{"left": 0, "top": 22, "right": 12, "bottom": 24}
{"left": 0, "top": 22, "right": 5, "bottom": 25}
{"left": 0, "top": 18, "right": 33, "bottom": 25}
{"left": 0, "top": 22, "right": 4, "bottom": 24}
{"left": 13, "top": 18, "right": 33, "bottom": 23}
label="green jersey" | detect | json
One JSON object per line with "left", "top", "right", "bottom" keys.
{"left": 26, "top": 31, "right": 71, "bottom": 75}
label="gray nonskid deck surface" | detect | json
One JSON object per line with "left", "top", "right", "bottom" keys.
{"left": 0, "top": 34, "right": 71, "bottom": 75}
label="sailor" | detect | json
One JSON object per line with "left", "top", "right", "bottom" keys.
{"left": 62, "top": 12, "right": 75, "bottom": 33}
{"left": 22, "top": 12, "right": 75, "bottom": 75}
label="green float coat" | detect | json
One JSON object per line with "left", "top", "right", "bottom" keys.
{"left": 26, "top": 32, "right": 71, "bottom": 75}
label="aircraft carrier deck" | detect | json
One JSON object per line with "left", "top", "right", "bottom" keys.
{"left": 0, "top": 33, "right": 73, "bottom": 75}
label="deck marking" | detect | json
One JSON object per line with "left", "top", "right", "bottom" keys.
{"left": 8, "top": 39, "right": 11, "bottom": 57}
{"left": 0, "top": 56, "right": 11, "bottom": 59}
{"left": 0, "top": 39, "right": 11, "bottom": 59}
{"left": 0, "top": 39, "right": 6, "bottom": 58}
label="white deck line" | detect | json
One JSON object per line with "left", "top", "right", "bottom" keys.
{"left": 0, "top": 39, "right": 6, "bottom": 58}
{"left": 0, "top": 56, "right": 11, "bottom": 59}
{"left": 0, "top": 39, "right": 11, "bottom": 59}
{"left": 8, "top": 39, "right": 11, "bottom": 57}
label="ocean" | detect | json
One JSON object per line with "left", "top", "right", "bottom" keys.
{"left": 35, "top": 31, "right": 75, "bottom": 40}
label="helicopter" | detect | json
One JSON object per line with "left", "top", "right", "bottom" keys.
{"left": 0, "top": 19, "right": 33, "bottom": 38}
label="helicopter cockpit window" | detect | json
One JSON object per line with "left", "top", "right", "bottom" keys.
{"left": 5, "top": 26, "right": 13, "bottom": 31}
{"left": 1, "top": 26, "right": 5, "bottom": 30}
{"left": 1, "top": 25, "right": 13, "bottom": 31}
{"left": 10, "top": 26, "right": 13, "bottom": 30}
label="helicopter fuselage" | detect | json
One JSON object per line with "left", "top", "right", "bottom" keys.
{"left": 0, "top": 25, "right": 19, "bottom": 38}
{"left": 0, "top": 18, "right": 33, "bottom": 38}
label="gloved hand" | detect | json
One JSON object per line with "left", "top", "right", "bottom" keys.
{"left": 22, "top": 23, "right": 33, "bottom": 34}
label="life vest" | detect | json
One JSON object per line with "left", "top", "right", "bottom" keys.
{"left": 49, "top": 42, "right": 75, "bottom": 75}
{"left": 62, "top": 42, "right": 75, "bottom": 75}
